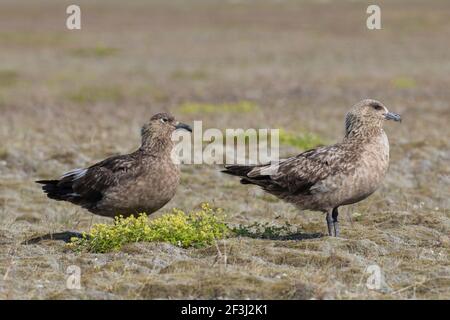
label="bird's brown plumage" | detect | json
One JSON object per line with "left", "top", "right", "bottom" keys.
{"left": 223, "top": 99, "right": 401, "bottom": 236}
{"left": 37, "top": 113, "right": 192, "bottom": 218}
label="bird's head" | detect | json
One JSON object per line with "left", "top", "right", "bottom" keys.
{"left": 345, "top": 99, "right": 401, "bottom": 138}
{"left": 141, "top": 112, "right": 192, "bottom": 150}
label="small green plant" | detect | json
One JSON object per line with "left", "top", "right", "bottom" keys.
{"left": 69, "top": 203, "right": 230, "bottom": 253}
{"left": 179, "top": 101, "right": 258, "bottom": 114}
{"left": 232, "top": 221, "right": 303, "bottom": 240}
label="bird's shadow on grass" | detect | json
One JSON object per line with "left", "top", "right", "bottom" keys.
{"left": 231, "top": 223, "right": 324, "bottom": 241}
{"left": 236, "top": 232, "right": 324, "bottom": 241}
{"left": 22, "top": 223, "right": 324, "bottom": 246}
{"left": 268, "top": 232, "right": 324, "bottom": 240}
{"left": 22, "top": 231, "right": 88, "bottom": 245}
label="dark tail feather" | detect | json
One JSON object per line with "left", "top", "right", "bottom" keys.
{"left": 222, "top": 165, "right": 273, "bottom": 191}
{"left": 36, "top": 179, "right": 75, "bottom": 201}
{"left": 222, "top": 164, "right": 273, "bottom": 187}
{"left": 36, "top": 179, "right": 58, "bottom": 185}
{"left": 221, "top": 164, "right": 257, "bottom": 177}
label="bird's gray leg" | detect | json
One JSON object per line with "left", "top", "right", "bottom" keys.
{"left": 332, "top": 207, "right": 340, "bottom": 237}
{"left": 326, "top": 211, "right": 334, "bottom": 236}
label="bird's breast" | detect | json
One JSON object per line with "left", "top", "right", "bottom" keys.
{"left": 99, "top": 158, "right": 180, "bottom": 215}
{"left": 339, "top": 132, "right": 390, "bottom": 205}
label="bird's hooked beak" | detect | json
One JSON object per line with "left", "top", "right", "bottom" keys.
{"left": 175, "top": 122, "right": 192, "bottom": 132}
{"left": 384, "top": 112, "right": 402, "bottom": 122}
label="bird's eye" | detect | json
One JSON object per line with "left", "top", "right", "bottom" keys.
{"left": 160, "top": 118, "right": 168, "bottom": 123}
{"left": 372, "top": 104, "right": 383, "bottom": 111}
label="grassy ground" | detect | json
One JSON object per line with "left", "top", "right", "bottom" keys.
{"left": 0, "top": 0, "right": 449, "bottom": 299}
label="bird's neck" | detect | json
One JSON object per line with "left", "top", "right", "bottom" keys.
{"left": 344, "top": 124, "right": 385, "bottom": 143}
{"left": 140, "top": 133, "right": 173, "bottom": 157}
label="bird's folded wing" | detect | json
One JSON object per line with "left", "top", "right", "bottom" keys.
{"left": 249, "top": 144, "right": 355, "bottom": 194}
{"left": 66, "top": 154, "right": 138, "bottom": 201}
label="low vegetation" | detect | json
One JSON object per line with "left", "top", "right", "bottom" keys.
{"left": 232, "top": 221, "right": 306, "bottom": 240}
{"left": 69, "top": 203, "right": 230, "bottom": 253}
{"left": 67, "top": 204, "right": 316, "bottom": 253}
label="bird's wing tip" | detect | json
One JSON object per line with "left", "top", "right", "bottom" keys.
{"left": 35, "top": 180, "right": 54, "bottom": 184}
